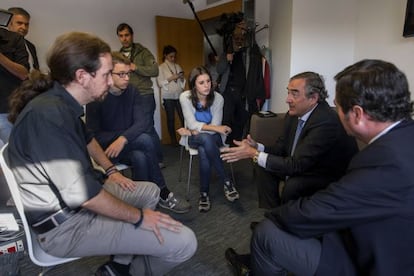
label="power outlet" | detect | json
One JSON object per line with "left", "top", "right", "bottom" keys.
{"left": 0, "top": 240, "right": 24, "bottom": 255}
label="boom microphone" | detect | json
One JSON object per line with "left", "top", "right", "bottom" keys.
{"left": 183, "top": 0, "right": 217, "bottom": 56}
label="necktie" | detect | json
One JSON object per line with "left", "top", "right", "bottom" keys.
{"left": 290, "top": 119, "right": 304, "bottom": 156}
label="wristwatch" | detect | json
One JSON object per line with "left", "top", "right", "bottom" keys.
{"left": 252, "top": 150, "right": 260, "bottom": 163}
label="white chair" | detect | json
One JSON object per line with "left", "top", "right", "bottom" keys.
{"left": 0, "top": 144, "right": 79, "bottom": 275}
{"left": 178, "top": 135, "right": 236, "bottom": 200}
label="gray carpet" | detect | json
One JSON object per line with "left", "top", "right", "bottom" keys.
{"left": 0, "top": 145, "right": 264, "bottom": 275}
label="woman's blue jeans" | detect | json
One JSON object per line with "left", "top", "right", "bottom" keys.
{"left": 188, "top": 133, "right": 229, "bottom": 194}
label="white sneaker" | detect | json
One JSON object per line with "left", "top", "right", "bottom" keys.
{"left": 198, "top": 192, "right": 211, "bottom": 212}
{"left": 224, "top": 181, "right": 239, "bottom": 202}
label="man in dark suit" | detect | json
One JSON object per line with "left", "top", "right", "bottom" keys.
{"left": 221, "top": 71, "right": 358, "bottom": 208}
{"left": 246, "top": 59, "right": 414, "bottom": 275}
{"left": 8, "top": 7, "right": 39, "bottom": 71}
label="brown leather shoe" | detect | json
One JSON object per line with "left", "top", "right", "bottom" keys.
{"left": 225, "top": 248, "right": 252, "bottom": 276}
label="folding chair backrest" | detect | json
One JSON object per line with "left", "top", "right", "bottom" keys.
{"left": 0, "top": 144, "right": 79, "bottom": 267}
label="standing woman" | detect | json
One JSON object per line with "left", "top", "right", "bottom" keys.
{"left": 157, "top": 45, "right": 185, "bottom": 145}
{"left": 178, "top": 66, "right": 240, "bottom": 212}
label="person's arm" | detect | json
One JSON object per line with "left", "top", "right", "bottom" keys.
{"left": 0, "top": 34, "right": 29, "bottom": 80}
{"left": 0, "top": 53, "right": 28, "bottom": 80}
{"left": 157, "top": 63, "right": 180, "bottom": 87}
{"left": 267, "top": 146, "right": 406, "bottom": 238}
{"left": 179, "top": 91, "right": 204, "bottom": 131}
{"left": 221, "top": 133, "right": 264, "bottom": 162}
{"left": 103, "top": 90, "right": 148, "bottom": 159}
{"left": 85, "top": 101, "right": 122, "bottom": 147}
{"left": 200, "top": 92, "right": 231, "bottom": 136}
{"left": 132, "top": 47, "right": 159, "bottom": 77}
{"left": 87, "top": 138, "right": 137, "bottom": 191}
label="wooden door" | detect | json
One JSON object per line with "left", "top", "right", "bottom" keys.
{"left": 156, "top": 0, "right": 242, "bottom": 144}
{"left": 156, "top": 16, "right": 203, "bottom": 144}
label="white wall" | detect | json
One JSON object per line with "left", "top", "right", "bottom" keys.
{"left": 270, "top": 0, "right": 293, "bottom": 113}
{"left": 269, "top": 0, "right": 357, "bottom": 112}
{"left": 267, "top": 0, "right": 414, "bottom": 113}
{"left": 1, "top": 0, "right": 197, "bottom": 135}
{"left": 354, "top": 0, "right": 414, "bottom": 88}
{"left": 2, "top": 0, "right": 414, "bottom": 120}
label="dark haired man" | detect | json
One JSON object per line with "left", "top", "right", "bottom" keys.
{"left": 8, "top": 7, "right": 39, "bottom": 71}
{"left": 6, "top": 32, "right": 196, "bottom": 276}
{"left": 86, "top": 52, "right": 191, "bottom": 214}
{"left": 116, "top": 23, "right": 165, "bottom": 168}
{"left": 250, "top": 59, "right": 414, "bottom": 275}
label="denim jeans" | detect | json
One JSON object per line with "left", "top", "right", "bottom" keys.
{"left": 141, "top": 94, "right": 163, "bottom": 163}
{"left": 188, "top": 133, "right": 230, "bottom": 194}
{"left": 0, "top": 113, "right": 12, "bottom": 147}
{"left": 251, "top": 219, "right": 321, "bottom": 276}
{"left": 163, "top": 99, "right": 184, "bottom": 144}
{"left": 115, "top": 133, "right": 167, "bottom": 189}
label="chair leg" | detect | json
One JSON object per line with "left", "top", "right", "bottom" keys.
{"left": 186, "top": 155, "right": 193, "bottom": 201}
{"left": 39, "top": 266, "right": 54, "bottom": 276}
{"left": 178, "top": 146, "right": 184, "bottom": 182}
{"left": 229, "top": 163, "right": 236, "bottom": 185}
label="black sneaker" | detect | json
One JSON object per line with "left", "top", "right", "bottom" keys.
{"left": 224, "top": 181, "right": 240, "bottom": 202}
{"left": 95, "top": 261, "right": 130, "bottom": 276}
{"left": 225, "top": 248, "right": 252, "bottom": 276}
{"left": 199, "top": 192, "right": 211, "bottom": 212}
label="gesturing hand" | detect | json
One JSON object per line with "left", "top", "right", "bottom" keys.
{"left": 220, "top": 139, "right": 256, "bottom": 162}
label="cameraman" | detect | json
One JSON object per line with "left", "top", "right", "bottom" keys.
{"left": 0, "top": 25, "right": 29, "bottom": 146}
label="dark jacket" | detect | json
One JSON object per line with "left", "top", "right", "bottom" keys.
{"left": 120, "top": 43, "right": 158, "bottom": 95}
{"left": 25, "top": 39, "right": 39, "bottom": 70}
{"left": 85, "top": 84, "right": 149, "bottom": 149}
{"left": 267, "top": 119, "right": 414, "bottom": 275}
{"left": 265, "top": 101, "right": 358, "bottom": 197}
{"left": 0, "top": 28, "right": 29, "bottom": 112}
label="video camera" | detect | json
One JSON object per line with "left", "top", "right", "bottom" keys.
{"left": 0, "top": 9, "right": 13, "bottom": 45}
{"left": 0, "top": 9, "right": 12, "bottom": 27}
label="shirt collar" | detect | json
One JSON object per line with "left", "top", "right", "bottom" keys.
{"left": 52, "top": 82, "right": 85, "bottom": 118}
{"left": 368, "top": 120, "right": 402, "bottom": 144}
{"left": 299, "top": 103, "right": 318, "bottom": 123}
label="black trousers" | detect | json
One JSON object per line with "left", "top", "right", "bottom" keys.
{"left": 163, "top": 99, "right": 184, "bottom": 144}
{"left": 254, "top": 165, "right": 335, "bottom": 209}
{"left": 222, "top": 89, "right": 249, "bottom": 145}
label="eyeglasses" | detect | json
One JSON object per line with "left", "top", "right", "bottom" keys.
{"left": 111, "top": 71, "right": 131, "bottom": 78}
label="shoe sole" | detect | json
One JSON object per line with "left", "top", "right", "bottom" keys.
{"left": 198, "top": 205, "right": 211, "bottom": 212}
{"left": 225, "top": 194, "right": 240, "bottom": 202}
{"left": 158, "top": 203, "right": 191, "bottom": 214}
